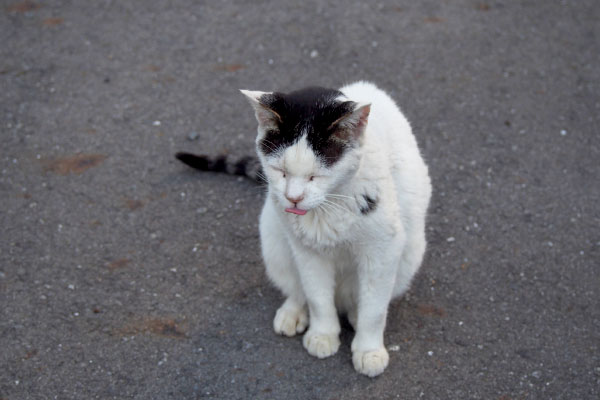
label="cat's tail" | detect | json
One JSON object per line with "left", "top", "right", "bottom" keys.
{"left": 175, "top": 152, "right": 265, "bottom": 183}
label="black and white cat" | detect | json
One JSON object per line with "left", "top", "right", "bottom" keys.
{"left": 176, "top": 81, "right": 431, "bottom": 377}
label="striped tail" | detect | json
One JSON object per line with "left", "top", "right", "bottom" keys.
{"left": 175, "top": 152, "right": 265, "bottom": 183}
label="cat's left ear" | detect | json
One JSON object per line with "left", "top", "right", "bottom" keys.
{"left": 331, "top": 102, "right": 371, "bottom": 141}
{"left": 240, "top": 90, "right": 282, "bottom": 130}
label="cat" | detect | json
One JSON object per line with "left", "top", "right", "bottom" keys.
{"left": 176, "top": 81, "right": 432, "bottom": 377}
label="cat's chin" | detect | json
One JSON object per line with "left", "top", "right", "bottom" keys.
{"left": 285, "top": 207, "right": 308, "bottom": 216}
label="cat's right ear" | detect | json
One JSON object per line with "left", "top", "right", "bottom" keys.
{"left": 240, "top": 90, "right": 282, "bottom": 129}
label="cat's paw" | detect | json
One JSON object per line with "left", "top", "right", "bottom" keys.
{"left": 302, "top": 330, "right": 340, "bottom": 358}
{"left": 273, "top": 305, "right": 308, "bottom": 337}
{"left": 352, "top": 348, "right": 389, "bottom": 377}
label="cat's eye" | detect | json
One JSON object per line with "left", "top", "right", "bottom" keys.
{"left": 273, "top": 167, "right": 286, "bottom": 177}
{"left": 309, "top": 176, "right": 315, "bottom": 181}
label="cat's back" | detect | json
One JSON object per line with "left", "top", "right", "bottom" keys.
{"left": 339, "top": 81, "right": 412, "bottom": 145}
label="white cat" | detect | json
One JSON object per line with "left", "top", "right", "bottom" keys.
{"left": 177, "top": 81, "right": 431, "bottom": 377}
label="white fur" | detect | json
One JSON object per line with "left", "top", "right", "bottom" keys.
{"left": 248, "top": 82, "right": 432, "bottom": 377}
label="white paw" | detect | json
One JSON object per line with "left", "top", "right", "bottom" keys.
{"left": 302, "top": 330, "right": 340, "bottom": 358}
{"left": 352, "top": 348, "right": 389, "bottom": 377}
{"left": 273, "top": 305, "right": 308, "bottom": 337}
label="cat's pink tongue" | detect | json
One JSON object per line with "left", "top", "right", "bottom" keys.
{"left": 285, "top": 207, "right": 307, "bottom": 216}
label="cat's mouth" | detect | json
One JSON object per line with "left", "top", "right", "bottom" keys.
{"left": 285, "top": 207, "right": 308, "bottom": 216}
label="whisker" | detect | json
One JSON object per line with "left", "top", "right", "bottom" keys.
{"left": 259, "top": 139, "right": 283, "bottom": 154}
{"left": 323, "top": 198, "right": 349, "bottom": 209}
{"left": 326, "top": 193, "right": 355, "bottom": 200}
{"left": 250, "top": 185, "right": 269, "bottom": 192}
{"left": 258, "top": 141, "right": 277, "bottom": 153}
{"left": 255, "top": 171, "right": 269, "bottom": 182}
{"left": 316, "top": 204, "right": 331, "bottom": 218}
{"left": 317, "top": 202, "right": 337, "bottom": 218}
{"left": 321, "top": 199, "right": 349, "bottom": 214}
{"left": 249, "top": 182, "right": 270, "bottom": 193}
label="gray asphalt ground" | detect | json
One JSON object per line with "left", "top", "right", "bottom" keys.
{"left": 1, "top": 1, "right": 599, "bottom": 399}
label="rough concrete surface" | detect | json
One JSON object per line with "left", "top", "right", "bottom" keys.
{"left": 1, "top": 1, "right": 599, "bottom": 399}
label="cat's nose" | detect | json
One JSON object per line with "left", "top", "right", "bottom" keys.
{"left": 285, "top": 194, "right": 304, "bottom": 204}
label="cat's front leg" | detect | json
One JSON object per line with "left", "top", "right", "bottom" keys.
{"left": 260, "top": 201, "right": 308, "bottom": 337}
{"left": 351, "top": 241, "right": 403, "bottom": 377}
{"left": 292, "top": 247, "right": 340, "bottom": 359}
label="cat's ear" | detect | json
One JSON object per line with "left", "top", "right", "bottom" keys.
{"left": 330, "top": 102, "right": 371, "bottom": 142}
{"left": 240, "top": 90, "right": 282, "bottom": 129}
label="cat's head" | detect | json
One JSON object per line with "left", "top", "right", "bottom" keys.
{"left": 241, "top": 86, "right": 370, "bottom": 215}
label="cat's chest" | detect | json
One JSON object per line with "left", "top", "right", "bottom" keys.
{"left": 286, "top": 209, "right": 357, "bottom": 249}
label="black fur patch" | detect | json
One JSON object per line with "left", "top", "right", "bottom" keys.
{"left": 359, "top": 194, "right": 378, "bottom": 215}
{"left": 175, "top": 152, "right": 211, "bottom": 170}
{"left": 176, "top": 152, "right": 228, "bottom": 172}
{"left": 175, "top": 152, "right": 264, "bottom": 183}
{"left": 213, "top": 155, "right": 227, "bottom": 172}
{"left": 257, "top": 87, "right": 357, "bottom": 166}
{"left": 233, "top": 156, "right": 252, "bottom": 176}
